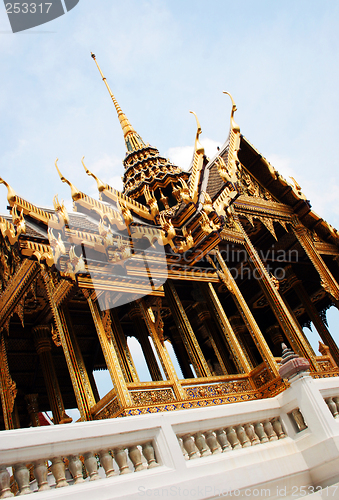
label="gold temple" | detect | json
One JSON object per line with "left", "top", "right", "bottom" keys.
{"left": 1, "top": 54, "right": 339, "bottom": 430}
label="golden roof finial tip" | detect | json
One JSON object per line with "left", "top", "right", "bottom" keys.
{"left": 190, "top": 110, "right": 202, "bottom": 135}
{"left": 0, "top": 177, "right": 17, "bottom": 203}
{"left": 81, "top": 155, "right": 89, "bottom": 174}
{"left": 223, "top": 91, "right": 237, "bottom": 111}
{"left": 91, "top": 52, "right": 96, "bottom": 59}
{"left": 223, "top": 91, "right": 240, "bottom": 134}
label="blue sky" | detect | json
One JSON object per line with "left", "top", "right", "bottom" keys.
{"left": 1, "top": 0, "right": 338, "bottom": 224}
{"left": 1, "top": 1, "right": 339, "bottom": 409}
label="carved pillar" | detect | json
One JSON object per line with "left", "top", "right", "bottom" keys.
{"left": 202, "top": 281, "right": 251, "bottom": 374}
{"left": 210, "top": 251, "right": 280, "bottom": 377}
{"left": 138, "top": 299, "right": 185, "bottom": 400}
{"left": 229, "top": 315, "right": 256, "bottom": 369}
{"left": 129, "top": 305, "right": 163, "bottom": 381}
{"left": 41, "top": 270, "right": 96, "bottom": 421}
{"left": 25, "top": 393, "right": 40, "bottom": 427}
{"left": 33, "top": 325, "right": 72, "bottom": 424}
{"left": 164, "top": 281, "right": 211, "bottom": 378}
{"left": 193, "top": 303, "right": 232, "bottom": 374}
{"left": 292, "top": 222, "right": 339, "bottom": 308}
{"left": 84, "top": 291, "right": 133, "bottom": 407}
{"left": 266, "top": 325, "right": 284, "bottom": 356}
{"left": 110, "top": 309, "right": 139, "bottom": 383}
{"left": 0, "top": 334, "right": 16, "bottom": 430}
{"left": 285, "top": 265, "right": 339, "bottom": 365}
{"left": 240, "top": 230, "right": 318, "bottom": 371}
{"left": 168, "top": 325, "right": 195, "bottom": 379}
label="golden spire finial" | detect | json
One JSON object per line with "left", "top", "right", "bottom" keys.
{"left": 91, "top": 52, "right": 145, "bottom": 152}
{"left": 0, "top": 177, "right": 17, "bottom": 203}
{"left": 54, "top": 159, "right": 81, "bottom": 201}
{"left": 223, "top": 91, "right": 240, "bottom": 134}
{"left": 189, "top": 111, "right": 204, "bottom": 155}
{"left": 81, "top": 156, "right": 106, "bottom": 192}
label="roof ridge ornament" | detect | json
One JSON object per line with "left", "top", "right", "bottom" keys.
{"left": 0, "top": 177, "right": 17, "bottom": 203}
{"left": 81, "top": 156, "right": 106, "bottom": 192}
{"left": 91, "top": 52, "right": 146, "bottom": 152}
{"left": 54, "top": 158, "right": 81, "bottom": 201}
{"left": 189, "top": 111, "right": 204, "bottom": 155}
{"left": 223, "top": 91, "right": 240, "bottom": 134}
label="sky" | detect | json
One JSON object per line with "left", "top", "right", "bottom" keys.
{"left": 1, "top": 1, "right": 339, "bottom": 413}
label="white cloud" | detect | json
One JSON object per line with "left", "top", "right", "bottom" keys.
{"left": 166, "top": 138, "right": 222, "bottom": 170}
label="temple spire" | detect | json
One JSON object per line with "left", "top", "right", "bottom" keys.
{"left": 91, "top": 53, "right": 146, "bottom": 152}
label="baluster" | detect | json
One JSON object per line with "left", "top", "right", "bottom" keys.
{"left": 271, "top": 418, "right": 286, "bottom": 439}
{"left": 98, "top": 450, "right": 115, "bottom": 478}
{"left": 263, "top": 420, "right": 278, "bottom": 441}
{"left": 235, "top": 425, "right": 251, "bottom": 447}
{"left": 114, "top": 448, "right": 131, "bottom": 474}
{"left": 68, "top": 455, "right": 85, "bottom": 484}
{"left": 253, "top": 422, "right": 269, "bottom": 443}
{"left": 326, "top": 398, "right": 338, "bottom": 418}
{"left": 182, "top": 434, "right": 199, "bottom": 459}
{"left": 51, "top": 458, "right": 68, "bottom": 488}
{"left": 194, "top": 432, "right": 210, "bottom": 457}
{"left": 142, "top": 442, "right": 159, "bottom": 468}
{"left": 215, "top": 429, "right": 231, "bottom": 452}
{"left": 332, "top": 396, "right": 339, "bottom": 417}
{"left": 128, "top": 446, "right": 145, "bottom": 472}
{"left": 84, "top": 452, "right": 101, "bottom": 481}
{"left": 178, "top": 437, "right": 188, "bottom": 459}
{"left": 226, "top": 427, "right": 241, "bottom": 449}
{"left": 0, "top": 467, "right": 14, "bottom": 498}
{"left": 13, "top": 464, "right": 32, "bottom": 495}
{"left": 33, "top": 461, "right": 50, "bottom": 491}
{"left": 244, "top": 423, "right": 260, "bottom": 445}
{"left": 205, "top": 431, "right": 221, "bottom": 454}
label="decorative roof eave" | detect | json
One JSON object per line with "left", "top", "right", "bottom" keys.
{"left": 238, "top": 136, "right": 339, "bottom": 247}
{"left": 0, "top": 177, "right": 56, "bottom": 227}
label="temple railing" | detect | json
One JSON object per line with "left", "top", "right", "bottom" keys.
{"left": 90, "top": 364, "right": 288, "bottom": 419}
{"left": 2, "top": 375, "right": 339, "bottom": 499}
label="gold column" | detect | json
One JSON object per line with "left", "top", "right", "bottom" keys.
{"left": 164, "top": 281, "right": 211, "bottom": 378}
{"left": 168, "top": 325, "right": 195, "bottom": 378}
{"left": 138, "top": 299, "right": 185, "bottom": 400}
{"left": 129, "top": 305, "right": 163, "bottom": 381}
{"left": 229, "top": 315, "right": 256, "bottom": 369}
{"left": 292, "top": 221, "right": 339, "bottom": 307}
{"left": 203, "top": 281, "right": 251, "bottom": 374}
{"left": 41, "top": 270, "right": 96, "bottom": 421}
{"left": 85, "top": 292, "right": 133, "bottom": 407}
{"left": 285, "top": 265, "right": 339, "bottom": 365}
{"left": 111, "top": 309, "right": 139, "bottom": 383}
{"left": 25, "top": 394, "right": 40, "bottom": 427}
{"left": 193, "top": 302, "right": 232, "bottom": 374}
{"left": 240, "top": 230, "right": 318, "bottom": 370}
{"left": 211, "top": 251, "right": 279, "bottom": 377}
{"left": 33, "top": 325, "right": 72, "bottom": 424}
{"left": 0, "top": 334, "right": 16, "bottom": 430}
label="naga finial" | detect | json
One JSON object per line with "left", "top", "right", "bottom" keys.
{"left": 81, "top": 156, "right": 106, "bottom": 192}
{"left": 0, "top": 177, "right": 17, "bottom": 203}
{"left": 189, "top": 111, "right": 204, "bottom": 155}
{"left": 54, "top": 158, "right": 81, "bottom": 201}
{"left": 223, "top": 91, "right": 240, "bottom": 134}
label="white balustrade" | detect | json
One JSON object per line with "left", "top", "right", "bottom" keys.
{"left": 177, "top": 417, "right": 285, "bottom": 459}
{"left": 1, "top": 375, "right": 339, "bottom": 499}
